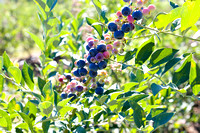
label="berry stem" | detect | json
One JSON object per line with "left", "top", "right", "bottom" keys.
{"left": 133, "top": 22, "right": 200, "bottom": 42}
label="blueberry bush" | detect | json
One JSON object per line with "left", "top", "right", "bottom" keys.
{"left": 0, "top": 0, "right": 200, "bottom": 132}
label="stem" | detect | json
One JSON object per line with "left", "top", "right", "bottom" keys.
{"left": 133, "top": 22, "right": 200, "bottom": 42}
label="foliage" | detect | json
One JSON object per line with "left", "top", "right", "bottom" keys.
{"left": 0, "top": 0, "right": 200, "bottom": 132}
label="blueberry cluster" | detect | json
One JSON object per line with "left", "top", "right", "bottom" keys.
{"left": 59, "top": 0, "right": 156, "bottom": 100}
{"left": 108, "top": 0, "right": 155, "bottom": 40}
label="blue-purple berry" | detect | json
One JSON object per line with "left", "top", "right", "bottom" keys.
{"left": 123, "top": 0, "right": 130, "bottom": 2}
{"left": 114, "top": 30, "right": 124, "bottom": 39}
{"left": 89, "top": 63, "right": 99, "bottom": 72}
{"left": 68, "top": 94, "right": 77, "bottom": 101}
{"left": 95, "top": 87, "right": 104, "bottom": 95}
{"left": 87, "top": 55, "right": 92, "bottom": 63}
{"left": 97, "top": 82, "right": 104, "bottom": 87}
{"left": 97, "top": 44, "right": 107, "bottom": 52}
{"left": 108, "top": 22, "right": 118, "bottom": 32}
{"left": 73, "top": 69, "right": 81, "bottom": 77}
{"left": 121, "top": 23, "right": 131, "bottom": 33}
{"left": 122, "top": 6, "right": 131, "bottom": 16}
{"left": 132, "top": 10, "right": 143, "bottom": 20}
{"left": 89, "top": 48, "right": 98, "bottom": 57}
{"left": 98, "top": 61, "right": 107, "bottom": 70}
{"left": 61, "top": 92, "right": 68, "bottom": 99}
{"left": 89, "top": 70, "right": 98, "bottom": 78}
{"left": 76, "top": 85, "right": 84, "bottom": 92}
{"left": 86, "top": 45, "right": 90, "bottom": 51}
{"left": 79, "top": 68, "right": 88, "bottom": 76}
{"left": 77, "top": 60, "right": 85, "bottom": 68}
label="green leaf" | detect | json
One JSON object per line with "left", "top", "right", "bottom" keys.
{"left": 8, "top": 66, "right": 22, "bottom": 84}
{"left": 22, "top": 62, "right": 34, "bottom": 90}
{"left": 171, "top": 18, "right": 181, "bottom": 32}
{"left": 146, "top": 108, "right": 167, "bottom": 120}
{"left": 47, "top": 0, "right": 57, "bottom": 11}
{"left": 161, "top": 58, "right": 181, "bottom": 75}
{"left": 42, "top": 120, "right": 50, "bottom": 133}
{"left": 151, "top": 83, "right": 164, "bottom": 96}
{"left": 123, "top": 49, "right": 137, "bottom": 63}
{"left": 0, "top": 109, "right": 12, "bottom": 131}
{"left": 39, "top": 101, "right": 53, "bottom": 117}
{"left": 122, "top": 82, "right": 139, "bottom": 92}
{"left": 86, "top": 17, "right": 103, "bottom": 38}
{"left": 189, "top": 59, "right": 200, "bottom": 95}
{"left": 153, "top": 112, "right": 174, "bottom": 129}
{"left": 18, "top": 112, "right": 34, "bottom": 133}
{"left": 0, "top": 56, "right": 3, "bottom": 71}
{"left": 129, "top": 94, "right": 149, "bottom": 102}
{"left": 129, "top": 101, "right": 145, "bottom": 128}
{"left": 99, "top": 95, "right": 108, "bottom": 104}
{"left": 74, "top": 126, "right": 86, "bottom": 133}
{"left": 3, "top": 51, "right": 13, "bottom": 71}
{"left": 0, "top": 75, "right": 4, "bottom": 93}
{"left": 42, "top": 81, "right": 54, "bottom": 103}
{"left": 170, "top": 1, "right": 179, "bottom": 9}
{"left": 148, "top": 48, "right": 178, "bottom": 68}
{"left": 135, "top": 37, "right": 155, "bottom": 65}
{"left": 38, "top": 77, "right": 46, "bottom": 95}
{"left": 154, "top": 7, "right": 181, "bottom": 29}
{"left": 180, "top": 0, "right": 200, "bottom": 31}
{"left": 33, "top": 0, "right": 47, "bottom": 20}
{"left": 172, "top": 54, "right": 192, "bottom": 86}
{"left": 27, "top": 31, "right": 45, "bottom": 51}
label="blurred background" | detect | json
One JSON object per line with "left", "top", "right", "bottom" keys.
{"left": 0, "top": 0, "right": 199, "bottom": 132}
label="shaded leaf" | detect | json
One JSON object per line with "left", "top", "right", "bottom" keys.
{"left": 151, "top": 83, "right": 164, "bottom": 96}
{"left": 162, "top": 58, "right": 181, "bottom": 75}
{"left": 135, "top": 37, "right": 155, "bottom": 65}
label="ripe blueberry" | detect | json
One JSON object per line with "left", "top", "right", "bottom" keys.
{"left": 73, "top": 69, "right": 81, "bottom": 77}
{"left": 114, "top": 30, "right": 124, "bottom": 39}
{"left": 64, "top": 74, "right": 72, "bottom": 80}
{"left": 77, "top": 60, "right": 86, "bottom": 68}
{"left": 122, "top": 6, "right": 131, "bottom": 16}
{"left": 95, "top": 53, "right": 104, "bottom": 62}
{"left": 60, "top": 92, "right": 67, "bottom": 99}
{"left": 87, "top": 55, "right": 92, "bottom": 63}
{"left": 86, "top": 45, "right": 90, "bottom": 51}
{"left": 108, "top": 22, "right": 118, "bottom": 32}
{"left": 95, "top": 87, "right": 104, "bottom": 95}
{"left": 132, "top": 10, "right": 143, "bottom": 20}
{"left": 121, "top": 23, "right": 131, "bottom": 33}
{"left": 89, "top": 63, "right": 99, "bottom": 72}
{"left": 68, "top": 94, "right": 77, "bottom": 101}
{"left": 98, "top": 61, "right": 107, "bottom": 70}
{"left": 89, "top": 70, "right": 98, "bottom": 78}
{"left": 89, "top": 48, "right": 98, "bottom": 57}
{"left": 79, "top": 68, "right": 88, "bottom": 76}
{"left": 97, "top": 44, "right": 106, "bottom": 52}
{"left": 123, "top": 0, "right": 130, "bottom": 2}
{"left": 76, "top": 85, "right": 84, "bottom": 92}
{"left": 97, "top": 82, "right": 104, "bottom": 87}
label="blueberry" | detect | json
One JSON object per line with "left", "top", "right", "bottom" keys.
{"left": 73, "top": 69, "right": 81, "bottom": 77}
{"left": 89, "top": 48, "right": 98, "bottom": 57}
{"left": 114, "top": 30, "right": 124, "bottom": 39}
{"left": 77, "top": 60, "right": 85, "bottom": 68}
{"left": 60, "top": 92, "right": 67, "bottom": 99}
{"left": 121, "top": 23, "right": 131, "bottom": 33}
{"left": 97, "top": 44, "right": 107, "bottom": 52}
{"left": 132, "top": 10, "right": 143, "bottom": 20}
{"left": 89, "top": 70, "right": 98, "bottom": 78}
{"left": 76, "top": 85, "right": 84, "bottom": 92}
{"left": 108, "top": 22, "right": 118, "bottom": 32}
{"left": 83, "top": 79, "right": 87, "bottom": 83}
{"left": 129, "top": 23, "right": 135, "bottom": 30}
{"left": 95, "top": 87, "right": 104, "bottom": 95}
{"left": 122, "top": 6, "right": 131, "bottom": 16}
{"left": 86, "top": 45, "right": 90, "bottom": 51}
{"left": 98, "top": 61, "right": 107, "bottom": 70}
{"left": 87, "top": 55, "right": 92, "bottom": 63}
{"left": 97, "top": 82, "right": 104, "bottom": 87}
{"left": 79, "top": 68, "right": 88, "bottom": 76}
{"left": 89, "top": 63, "right": 99, "bottom": 71}
{"left": 64, "top": 74, "right": 72, "bottom": 80}
{"left": 123, "top": 0, "right": 130, "bottom": 2}
{"left": 68, "top": 94, "right": 77, "bottom": 101}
